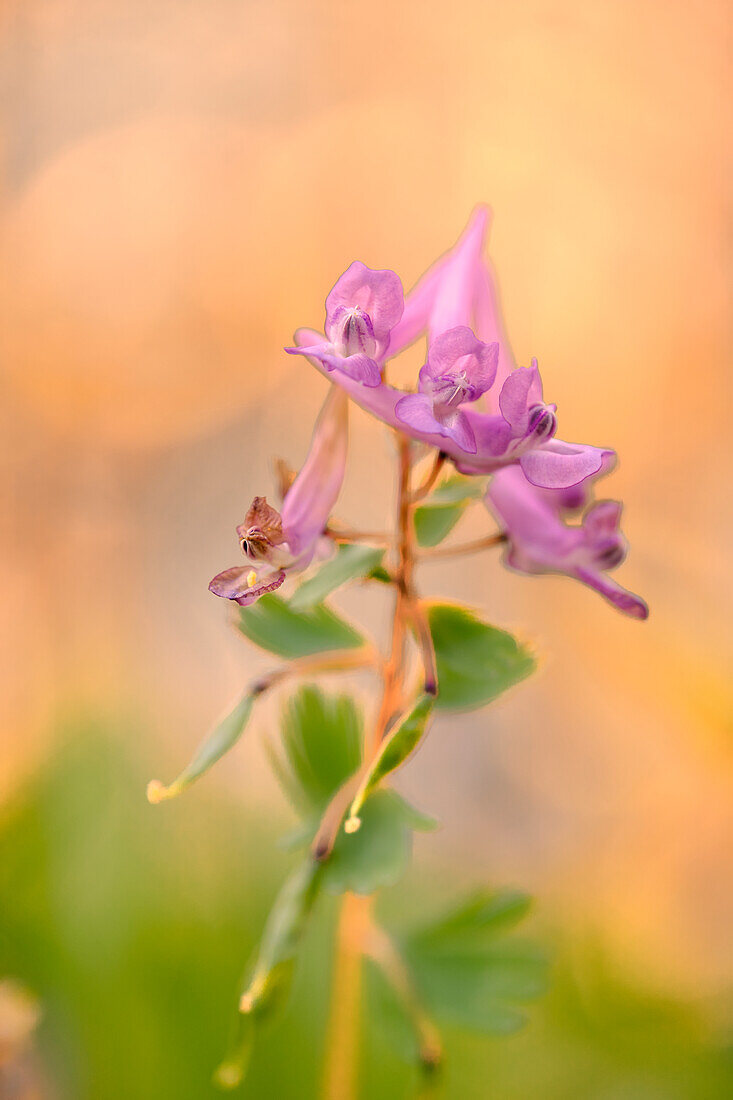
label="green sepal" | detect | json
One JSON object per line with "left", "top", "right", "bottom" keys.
{"left": 427, "top": 602, "right": 536, "bottom": 711}
{"left": 147, "top": 693, "right": 254, "bottom": 803}
{"left": 213, "top": 1012, "right": 254, "bottom": 1091}
{"left": 238, "top": 858, "right": 323, "bottom": 1020}
{"left": 290, "top": 544, "right": 386, "bottom": 611}
{"left": 237, "top": 594, "right": 364, "bottom": 658}
{"left": 344, "top": 695, "right": 434, "bottom": 832}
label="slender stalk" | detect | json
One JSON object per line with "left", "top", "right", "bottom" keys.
{"left": 327, "top": 524, "right": 391, "bottom": 545}
{"left": 321, "top": 892, "right": 372, "bottom": 1100}
{"left": 250, "top": 647, "right": 379, "bottom": 697}
{"left": 322, "top": 434, "right": 415, "bottom": 1100}
{"left": 409, "top": 451, "right": 446, "bottom": 504}
{"left": 364, "top": 921, "right": 442, "bottom": 1072}
{"left": 417, "top": 531, "right": 507, "bottom": 560}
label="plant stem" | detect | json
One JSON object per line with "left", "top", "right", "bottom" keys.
{"left": 409, "top": 451, "right": 446, "bottom": 504}
{"left": 417, "top": 531, "right": 507, "bottom": 560}
{"left": 322, "top": 434, "right": 415, "bottom": 1100}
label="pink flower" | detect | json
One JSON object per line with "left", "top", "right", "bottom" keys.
{"left": 209, "top": 386, "right": 348, "bottom": 606}
{"left": 285, "top": 262, "right": 404, "bottom": 387}
{"left": 395, "top": 327, "right": 498, "bottom": 453}
{"left": 289, "top": 210, "right": 612, "bottom": 491}
{"left": 486, "top": 464, "right": 648, "bottom": 619}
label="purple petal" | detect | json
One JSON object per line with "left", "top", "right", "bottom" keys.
{"left": 325, "top": 262, "right": 403, "bottom": 346}
{"left": 428, "top": 215, "right": 488, "bottom": 339}
{"left": 209, "top": 566, "right": 286, "bottom": 604}
{"left": 583, "top": 500, "right": 623, "bottom": 538}
{"left": 473, "top": 262, "right": 518, "bottom": 413}
{"left": 498, "top": 363, "right": 543, "bottom": 431}
{"left": 487, "top": 467, "right": 579, "bottom": 563}
{"left": 574, "top": 567, "right": 649, "bottom": 620}
{"left": 281, "top": 385, "right": 348, "bottom": 556}
{"left": 389, "top": 207, "right": 490, "bottom": 357}
{"left": 395, "top": 392, "right": 442, "bottom": 435}
{"left": 285, "top": 340, "right": 336, "bottom": 369}
{"left": 285, "top": 339, "right": 381, "bottom": 387}
{"left": 337, "top": 354, "right": 382, "bottom": 387}
{"left": 442, "top": 409, "right": 477, "bottom": 453}
{"left": 427, "top": 326, "right": 499, "bottom": 397}
{"left": 519, "top": 441, "right": 613, "bottom": 490}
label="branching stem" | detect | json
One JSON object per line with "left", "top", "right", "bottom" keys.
{"left": 322, "top": 433, "right": 417, "bottom": 1100}
{"left": 417, "top": 531, "right": 507, "bottom": 560}
{"left": 409, "top": 451, "right": 446, "bottom": 504}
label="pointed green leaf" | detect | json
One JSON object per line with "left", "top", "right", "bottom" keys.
{"left": 275, "top": 686, "right": 363, "bottom": 815}
{"left": 366, "top": 564, "right": 392, "bottom": 584}
{"left": 345, "top": 695, "right": 434, "bottom": 831}
{"left": 428, "top": 603, "right": 535, "bottom": 711}
{"left": 414, "top": 501, "right": 466, "bottom": 547}
{"left": 413, "top": 475, "right": 485, "bottom": 548}
{"left": 290, "top": 544, "right": 385, "bottom": 611}
{"left": 147, "top": 693, "right": 254, "bottom": 803}
{"left": 422, "top": 474, "right": 487, "bottom": 506}
{"left": 237, "top": 594, "right": 364, "bottom": 658}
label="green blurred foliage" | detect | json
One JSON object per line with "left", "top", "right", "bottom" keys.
{"left": 0, "top": 722, "right": 730, "bottom": 1099}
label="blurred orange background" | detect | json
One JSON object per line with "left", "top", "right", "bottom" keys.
{"left": 1, "top": 0, "right": 731, "bottom": 1008}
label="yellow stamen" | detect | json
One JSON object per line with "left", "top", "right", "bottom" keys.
{"left": 343, "top": 816, "right": 361, "bottom": 834}
{"left": 246, "top": 570, "right": 257, "bottom": 588}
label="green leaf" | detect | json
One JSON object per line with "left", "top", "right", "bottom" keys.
{"left": 414, "top": 502, "right": 466, "bottom": 547}
{"left": 401, "top": 889, "right": 548, "bottom": 1035}
{"left": 404, "top": 943, "right": 547, "bottom": 1033}
{"left": 237, "top": 594, "right": 364, "bottom": 658}
{"left": 276, "top": 686, "right": 363, "bottom": 815}
{"left": 366, "top": 564, "right": 392, "bottom": 584}
{"left": 290, "top": 544, "right": 385, "bottom": 611}
{"left": 345, "top": 695, "right": 434, "bottom": 831}
{"left": 147, "top": 693, "right": 254, "bottom": 803}
{"left": 413, "top": 475, "right": 485, "bottom": 548}
{"left": 409, "top": 889, "right": 533, "bottom": 950}
{"left": 423, "top": 475, "right": 486, "bottom": 506}
{"left": 323, "top": 790, "right": 423, "bottom": 895}
{"left": 239, "top": 858, "right": 323, "bottom": 1020}
{"left": 427, "top": 603, "right": 536, "bottom": 711}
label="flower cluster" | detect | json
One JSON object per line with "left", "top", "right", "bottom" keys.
{"left": 211, "top": 207, "right": 647, "bottom": 619}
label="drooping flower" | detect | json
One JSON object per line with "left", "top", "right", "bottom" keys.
{"left": 209, "top": 386, "right": 348, "bottom": 606}
{"left": 289, "top": 210, "right": 612, "bottom": 491}
{"left": 395, "top": 326, "right": 498, "bottom": 452}
{"left": 285, "top": 262, "right": 404, "bottom": 387}
{"left": 486, "top": 464, "right": 648, "bottom": 619}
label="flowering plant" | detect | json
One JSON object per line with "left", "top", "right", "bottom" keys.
{"left": 148, "top": 209, "right": 647, "bottom": 1094}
